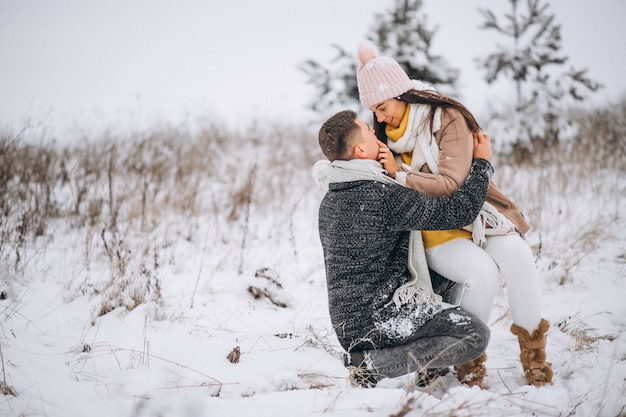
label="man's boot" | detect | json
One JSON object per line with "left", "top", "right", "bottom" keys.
{"left": 455, "top": 352, "right": 487, "bottom": 388}
{"left": 510, "top": 318, "right": 553, "bottom": 386}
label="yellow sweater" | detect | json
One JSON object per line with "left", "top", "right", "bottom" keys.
{"left": 386, "top": 107, "right": 472, "bottom": 249}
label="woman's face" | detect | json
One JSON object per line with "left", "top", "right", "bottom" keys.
{"left": 370, "top": 98, "right": 407, "bottom": 129}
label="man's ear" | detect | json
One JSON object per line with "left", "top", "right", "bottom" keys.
{"left": 353, "top": 143, "right": 367, "bottom": 159}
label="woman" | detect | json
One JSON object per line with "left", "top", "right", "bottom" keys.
{"left": 355, "top": 42, "right": 553, "bottom": 387}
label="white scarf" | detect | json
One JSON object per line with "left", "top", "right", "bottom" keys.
{"left": 388, "top": 104, "right": 515, "bottom": 246}
{"left": 312, "top": 159, "right": 441, "bottom": 309}
{"left": 386, "top": 103, "right": 442, "bottom": 172}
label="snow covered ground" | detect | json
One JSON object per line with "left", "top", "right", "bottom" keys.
{"left": 0, "top": 120, "right": 624, "bottom": 417}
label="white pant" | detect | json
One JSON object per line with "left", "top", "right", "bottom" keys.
{"left": 426, "top": 234, "right": 542, "bottom": 332}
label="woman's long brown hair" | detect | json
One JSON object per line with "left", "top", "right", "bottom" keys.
{"left": 373, "top": 89, "right": 481, "bottom": 143}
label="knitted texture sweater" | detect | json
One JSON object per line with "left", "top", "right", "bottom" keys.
{"left": 318, "top": 158, "right": 493, "bottom": 351}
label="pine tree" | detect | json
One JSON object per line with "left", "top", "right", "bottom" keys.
{"left": 477, "top": 0, "right": 602, "bottom": 153}
{"left": 299, "top": 0, "right": 458, "bottom": 118}
{"left": 298, "top": 44, "right": 360, "bottom": 115}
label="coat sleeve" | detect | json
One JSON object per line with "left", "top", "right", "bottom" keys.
{"left": 385, "top": 158, "right": 493, "bottom": 232}
{"left": 403, "top": 108, "right": 473, "bottom": 197}
{"left": 486, "top": 181, "right": 532, "bottom": 235}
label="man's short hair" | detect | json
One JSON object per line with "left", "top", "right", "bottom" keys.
{"left": 318, "top": 110, "right": 360, "bottom": 161}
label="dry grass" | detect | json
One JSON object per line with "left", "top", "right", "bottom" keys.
{"left": 0, "top": 120, "right": 319, "bottom": 316}
{"left": 1, "top": 97, "right": 622, "bottom": 309}
{"left": 0, "top": 98, "right": 623, "bottom": 412}
{"left": 489, "top": 98, "right": 625, "bottom": 287}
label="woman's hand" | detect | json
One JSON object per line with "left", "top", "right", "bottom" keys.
{"left": 472, "top": 132, "right": 491, "bottom": 162}
{"left": 377, "top": 140, "right": 398, "bottom": 178}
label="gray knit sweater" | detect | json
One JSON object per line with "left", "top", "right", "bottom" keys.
{"left": 318, "top": 158, "right": 493, "bottom": 351}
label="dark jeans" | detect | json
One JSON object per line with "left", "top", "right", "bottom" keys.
{"left": 347, "top": 272, "right": 488, "bottom": 380}
{"left": 354, "top": 307, "right": 489, "bottom": 379}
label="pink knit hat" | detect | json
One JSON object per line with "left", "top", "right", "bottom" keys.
{"left": 356, "top": 42, "right": 413, "bottom": 108}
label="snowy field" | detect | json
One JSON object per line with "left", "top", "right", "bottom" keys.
{"left": 0, "top": 114, "right": 625, "bottom": 417}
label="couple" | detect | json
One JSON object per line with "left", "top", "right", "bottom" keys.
{"left": 313, "top": 43, "right": 552, "bottom": 389}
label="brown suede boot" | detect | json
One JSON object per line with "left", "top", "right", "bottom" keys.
{"left": 510, "top": 318, "right": 553, "bottom": 386}
{"left": 455, "top": 352, "right": 487, "bottom": 388}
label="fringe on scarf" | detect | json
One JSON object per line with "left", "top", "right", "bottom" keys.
{"left": 464, "top": 202, "right": 515, "bottom": 246}
{"left": 387, "top": 231, "right": 442, "bottom": 309}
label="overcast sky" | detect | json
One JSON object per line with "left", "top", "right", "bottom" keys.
{"left": 1, "top": 0, "right": 624, "bottom": 139}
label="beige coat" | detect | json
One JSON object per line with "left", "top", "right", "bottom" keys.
{"left": 403, "top": 108, "right": 530, "bottom": 235}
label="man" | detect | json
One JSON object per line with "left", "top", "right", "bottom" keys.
{"left": 314, "top": 110, "right": 493, "bottom": 387}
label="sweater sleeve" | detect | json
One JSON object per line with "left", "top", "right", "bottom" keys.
{"left": 386, "top": 158, "right": 493, "bottom": 232}
{"left": 403, "top": 108, "right": 473, "bottom": 197}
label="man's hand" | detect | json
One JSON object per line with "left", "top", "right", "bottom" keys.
{"left": 473, "top": 132, "right": 491, "bottom": 162}
{"left": 377, "top": 139, "right": 398, "bottom": 178}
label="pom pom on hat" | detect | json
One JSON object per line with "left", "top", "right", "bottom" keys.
{"left": 357, "top": 42, "right": 380, "bottom": 67}
{"left": 356, "top": 42, "right": 414, "bottom": 108}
